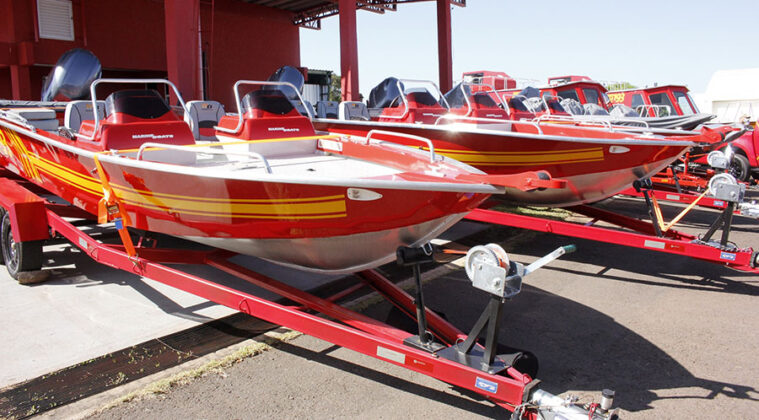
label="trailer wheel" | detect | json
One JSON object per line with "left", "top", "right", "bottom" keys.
{"left": 729, "top": 154, "right": 751, "bottom": 182}
{"left": 1, "top": 211, "right": 43, "bottom": 279}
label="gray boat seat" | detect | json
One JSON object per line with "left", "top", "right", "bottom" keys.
{"left": 339, "top": 101, "right": 370, "bottom": 121}
{"left": 64, "top": 100, "right": 106, "bottom": 133}
{"left": 184, "top": 100, "right": 225, "bottom": 141}
{"left": 305, "top": 101, "right": 316, "bottom": 118}
{"left": 1, "top": 107, "right": 59, "bottom": 132}
{"left": 290, "top": 100, "right": 315, "bottom": 118}
{"left": 316, "top": 101, "right": 339, "bottom": 119}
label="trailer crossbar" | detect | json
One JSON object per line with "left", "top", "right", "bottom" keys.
{"left": 466, "top": 208, "right": 758, "bottom": 273}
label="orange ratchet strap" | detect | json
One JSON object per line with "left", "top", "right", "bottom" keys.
{"left": 93, "top": 153, "right": 137, "bottom": 258}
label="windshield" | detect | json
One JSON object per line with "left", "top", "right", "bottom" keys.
{"left": 673, "top": 91, "right": 695, "bottom": 115}
{"left": 557, "top": 89, "right": 579, "bottom": 102}
{"left": 582, "top": 88, "right": 601, "bottom": 106}
{"left": 649, "top": 92, "right": 673, "bottom": 117}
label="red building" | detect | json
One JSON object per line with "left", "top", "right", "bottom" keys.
{"left": 0, "top": 0, "right": 461, "bottom": 107}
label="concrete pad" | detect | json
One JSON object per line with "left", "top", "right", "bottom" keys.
{"left": 0, "top": 220, "right": 486, "bottom": 390}
{"left": 0, "top": 237, "right": 340, "bottom": 388}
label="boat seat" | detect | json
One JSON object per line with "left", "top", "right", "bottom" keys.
{"left": 215, "top": 89, "right": 317, "bottom": 157}
{"left": 184, "top": 100, "right": 225, "bottom": 141}
{"left": 64, "top": 100, "right": 105, "bottom": 133}
{"left": 1, "top": 107, "right": 59, "bottom": 132}
{"left": 290, "top": 100, "right": 314, "bottom": 118}
{"left": 78, "top": 89, "right": 197, "bottom": 164}
{"left": 386, "top": 91, "right": 447, "bottom": 124}
{"left": 316, "top": 101, "right": 339, "bottom": 119}
{"left": 339, "top": 101, "right": 370, "bottom": 121}
{"left": 583, "top": 103, "right": 609, "bottom": 116}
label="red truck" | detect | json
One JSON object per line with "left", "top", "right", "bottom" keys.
{"left": 609, "top": 85, "right": 757, "bottom": 181}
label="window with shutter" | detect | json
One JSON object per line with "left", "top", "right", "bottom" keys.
{"left": 37, "top": 0, "right": 74, "bottom": 41}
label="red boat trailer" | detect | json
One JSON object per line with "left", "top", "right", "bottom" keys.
{"left": 619, "top": 186, "right": 735, "bottom": 212}
{"left": 0, "top": 171, "right": 617, "bottom": 420}
{"left": 466, "top": 190, "right": 759, "bottom": 273}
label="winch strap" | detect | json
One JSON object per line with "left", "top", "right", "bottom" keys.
{"left": 93, "top": 153, "right": 137, "bottom": 258}
{"left": 652, "top": 188, "right": 711, "bottom": 233}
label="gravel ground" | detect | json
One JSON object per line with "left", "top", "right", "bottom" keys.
{"left": 49, "top": 194, "right": 759, "bottom": 419}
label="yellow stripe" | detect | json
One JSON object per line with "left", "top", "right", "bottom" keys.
{"left": 2, "top": 128, "right": 347, "bottom": 219}
{"left": 439, "top": 149, "right": 604, "bottom": 165}
{"left": 432, "top": 146, "right": 603, "bottom": 156}
{"left": 34, "top": 154, "right": 347, "bottom": 218}
{"left": 34, "top": 154, "right": 345, "bottom": 205}
{"left": 116, "top": 189, "right": 347, "bottom": 216}
{"left": 119, "top": 199, "right": 347, "bottom": 219}
{"left": 32, "top": 155, "right": 104, "bottom": 195}
{"left": 3, "top": 129, "right": 38, "bottom": 179}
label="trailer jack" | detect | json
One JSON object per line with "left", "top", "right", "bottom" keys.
{"left": 395, "top": 243, "right": 618, "bottom": 419}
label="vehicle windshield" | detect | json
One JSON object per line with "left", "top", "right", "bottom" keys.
{"left": 649, "top": 92, "right": 673, "bottom": 117}
{"left": 673, "top": 91, "right": 696, "bottom": 115}
{"left": 557, "top": 89, "right": 579, "bottom": 102}
{"left": 582, "top": 88, "right": 601, "bottom": 106}
{"left": 687, "top": 93, "right": 700, "bottom": 113}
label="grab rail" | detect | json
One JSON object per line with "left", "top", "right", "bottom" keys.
{"left": 533, "top": 114, "right": 614, "bottom": 131}
{"left": 135, "top": 142, "right": 272, "bottom": 173}
{"left": 215, "top": 80, "right": 314, "bottom": 135}
{"left": 636, "top": 104, "right": 671, "bottom": 118}
{"left": 364, "top": 129, "right": 437, "bottom": 163}
{"left": 434, "top": 114, "right": 543, "bottom": 135}
{"left": 83, "top": 78, "right": 188, "bottom": 141}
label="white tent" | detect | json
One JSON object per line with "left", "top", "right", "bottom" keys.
{"left": 702, "top": 68, "right": 759, "bottom": 123}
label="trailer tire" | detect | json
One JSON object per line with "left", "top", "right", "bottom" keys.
{"left": 729, "top": 154, "right": 751, "bottom": 182}
{"left": 1, "top": 211, "right": 43, "bottom": 279}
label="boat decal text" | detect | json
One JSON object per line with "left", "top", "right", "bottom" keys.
{"left": 132, "top": 134, "right": 174, "bottom": 140}
{"left": 268, "top": 127, "right": 300, "bottom": 133}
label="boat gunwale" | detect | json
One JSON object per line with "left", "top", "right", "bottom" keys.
{"left": 311, "top": 117, "right": 699, "bottom": 147}
{"left": 0, "top": 117, "right": 506, "bottom": 195}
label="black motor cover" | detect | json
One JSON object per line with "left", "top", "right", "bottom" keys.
{"left": 40, "top": 48, "right": 102, "bottom": 101}
{"left": 367, "top": 77, "right": 405, "bottom": 109}
{"left": 267, "top": 66, "right": 305, "bottom": 100}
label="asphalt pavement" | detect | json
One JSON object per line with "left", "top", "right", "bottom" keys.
{"left": 4, "top": 191, "right": 759, "bottom": 419}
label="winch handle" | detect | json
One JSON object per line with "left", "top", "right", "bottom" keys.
{"left": 523, "top": 244, "right": 576, "bottom": 277}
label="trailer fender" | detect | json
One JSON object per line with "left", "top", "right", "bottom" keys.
{"left": 0, "top": 178, "right": 49, "bottom": 242}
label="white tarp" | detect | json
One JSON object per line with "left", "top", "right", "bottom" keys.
{"left": 702, "top": 68, "right": 759, "bottom": 123}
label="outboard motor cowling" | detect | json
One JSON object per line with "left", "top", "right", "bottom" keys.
{"left": 368, "top": 77, "right": 404, "bottom": 109}
{"left": 41, "top": 48, "right": 102, "bottom": 101}
{"left": 267, "top": 65, "right": 305, "bottom": 100}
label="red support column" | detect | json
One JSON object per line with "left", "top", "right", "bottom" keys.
{"left": 10, "top": 65, "right": 31, "bottom": 100}
{"left": 436, "top": 0, "right": 452, "bottom": 93}
{"left": 338, "top": 0, "right": 359, "bottom": 101}
{"left": 164, "top": 0, "right": 201, "bottom": 103}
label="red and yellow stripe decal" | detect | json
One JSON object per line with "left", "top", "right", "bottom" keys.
{"left": 431, "top": 146, "right": 605, "bottom": 166}
{"left": 0, "top": 128, "right": 41, "bottom": 180}
{"left": 0, "top": 127, "right": 347, "bottom": 220}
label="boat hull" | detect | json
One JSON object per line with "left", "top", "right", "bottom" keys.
{"left": 188, "top": 213, "right": 465, "bottom": 274}
{"left": 0, "top": 122, "right": 488, "bottom": 273}
{"left": 314, "top": 119, "right": 693, "bottom": 206}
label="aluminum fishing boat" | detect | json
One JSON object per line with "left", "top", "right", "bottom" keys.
{"left": 312, "top": 77, "right": 736, "bottom": 207}
{"left": 0, "top": 78, "right": 559, "bottom": 274}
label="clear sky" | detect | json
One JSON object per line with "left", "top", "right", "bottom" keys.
{"left": 299, "top": 0, "right": 759, "bottom": 96}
